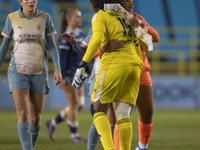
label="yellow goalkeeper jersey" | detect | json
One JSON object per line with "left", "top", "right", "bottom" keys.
{"left": 82, "top": 9, "right": 144, "bottom": 70}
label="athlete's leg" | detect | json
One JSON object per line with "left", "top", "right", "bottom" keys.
{"left": 93, "top": 101, "right": 115, "bottom": 150}
{"left": 78, "top": 86, "right": 85, "bottom": 110}
{"left": 29, "top": 93, "right": 46, "bottom": 148}
{"left": 12, "top": 89, "right": 33, "bottom": 150}
{"left": 87, "top": 102, "right": 116, "bottom": 150}
{"left": 136, "top": 85, "right": 154, "bottom": 149}
{"left": 62, "top": 82, "right": 86, "bottom": 142}
{"left": 107, "top": 103, "right": 116, "bottom": 137}
{"left": 46, "top": 81, "right": 67, "bottom": 140}
{"left": 46, "top": 107, "right": 67, "bottom": 140}
{"left": 114, "top": 101, "right": 132, "bottom": 150}
{"left": 107, "top": 103, "right": 119, "bottom": 150}
{"left": 114, "top": 124, "right": 119, "bottom": 150}
{"left": 87, "top": 102, "right": 99, "bottom": 150}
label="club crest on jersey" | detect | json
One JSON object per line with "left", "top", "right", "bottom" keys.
{"left": 18, "top": 26, "right": 23, "bottom": 29}
{"left": 10, "top": 81, "right": 13, "bottom": 87}
{"left": 36, "top": 25, "right": 42, "bottom": 31}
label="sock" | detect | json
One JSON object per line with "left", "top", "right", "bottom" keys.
{"left": 87, "top": 123, "right": 100, "bottom": 150}
{"left": 67, "top": 120, "right": 79, "bottom": 139}
{"left": 111, "top": 125, "right": 115, "bottom": 138}
{"left": 30, "top": 125, "right": 40, "bottom": 148}
{"left": 54, "top": 109, "right": 66, "bottom": 125}
{"left": 93, "top": 112, "right": 115, "bottom": 150}
{"left": 138, "top": 118, "right": 153, "bottom": 149}
{"left": 117, "top": 117, "right": 132, "bottom": 150}
{"left": 114, "top": 124, "right": 119, "bottom": 150}
{"left": 17, "top": 123, "right": 33, "bottom": 150}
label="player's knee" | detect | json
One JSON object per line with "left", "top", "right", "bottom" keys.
{"left": 17, "top": 110, "right": 29, "bottom": 122}
{"left": 90, "top": 104, "right": 96, "bottom": 117}
{"left": 114, "top": 102, "right": 132, "bottom": 120}
{"left": 140, "top": 109, "right": 153, "bottom": 123}
{"left": 31, "top": 118, "right": 41, "bottom": 127}
{"left": 115, "top": 111, "right": 130, "bottom": 120}
{"left": 30, "top": 113, "right": 42, "bottom": 126}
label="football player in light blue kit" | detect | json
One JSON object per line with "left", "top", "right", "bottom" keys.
{"left": 0, "top": 0, "right": 62, "bottom": 150}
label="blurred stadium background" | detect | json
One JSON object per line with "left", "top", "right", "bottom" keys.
{"left": 0, "top": 0, "right": 200, "bottom": 150}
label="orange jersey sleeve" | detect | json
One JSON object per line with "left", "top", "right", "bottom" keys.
{"left": 133, "top": 13, "right": 160, "bottom": 43}
{"left": 93, "top": 49, "right": 103, "bottom": 58}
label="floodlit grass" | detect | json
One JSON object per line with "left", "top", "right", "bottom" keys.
{"left": 0, "top": 109, "right": 199, "bottom": 150}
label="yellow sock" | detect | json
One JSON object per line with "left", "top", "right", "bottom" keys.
{"left": 117, "top": 116, "right": 132, "bottom": 150}
{"left": 93, "top": 112, "right": 115, "bottom": 150}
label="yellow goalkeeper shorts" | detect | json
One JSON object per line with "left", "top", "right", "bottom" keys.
{"left": 91, "top": 65, "right": 141, "bottom": 105}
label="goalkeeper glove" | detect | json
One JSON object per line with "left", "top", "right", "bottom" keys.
{"left": 72, "top": 67, "right": 89, "bottom": 89}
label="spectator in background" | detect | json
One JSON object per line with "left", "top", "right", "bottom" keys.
{"left": 46, "top": 8, "right": 87, "bottom": 143}
{"left": 0, "top": 0, "right": 62, "bottom": 150}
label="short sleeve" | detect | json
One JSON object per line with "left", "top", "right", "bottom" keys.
{"left": 45, "top": 14, "right": 57, "bottom": 36}
{"left": 1, "top": 16, "right": 13, "bottom": 38}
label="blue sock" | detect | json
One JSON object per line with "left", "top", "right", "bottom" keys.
{"left": 55, "top": 113, "right": 65, "bottom": 124}
{"left": 87, "top": 123, "right": 99, "bottom": 150}
{"left": 17, "top": 123, "right": 33, "bottom": 150}
{"left": 30, "top": 125, "right": 40, "bottom": 148}
{"left": 111, "top": 125, "right": 115, "bottom": 138}
{"left": 68, "top": 125, "right": 77, "bottom": 134}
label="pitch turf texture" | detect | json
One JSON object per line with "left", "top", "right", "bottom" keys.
{"left": 0, "top": 110, "right": 199, "bottom": 150}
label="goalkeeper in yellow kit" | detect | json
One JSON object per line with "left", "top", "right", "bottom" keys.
{"left": 72, "top": 0, "right": 144, "bottom": 149}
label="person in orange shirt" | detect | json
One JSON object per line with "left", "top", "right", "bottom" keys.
{"left": 112, "top": 0, "right": 159, "bottom": 150}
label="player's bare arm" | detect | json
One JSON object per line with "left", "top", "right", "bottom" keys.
{"left": 54, "top": 69, "right": 62, "bottom": 86}
{"left": 100, "top": 39, "right": 124, "bottom": 53}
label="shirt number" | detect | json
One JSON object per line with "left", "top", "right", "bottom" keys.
{"left": 117, "top": 18, "right": 133, "bottom": 37}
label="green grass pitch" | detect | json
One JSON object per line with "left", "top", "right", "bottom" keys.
{"left": 0, "top": 109, "right": 199, "bottom": 150}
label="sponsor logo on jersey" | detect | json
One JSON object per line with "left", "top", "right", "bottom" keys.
{"left": 19, "top": 34, "right": 42, "bottom": 39}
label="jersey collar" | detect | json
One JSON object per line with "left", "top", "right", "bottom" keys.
{"left": 104, "top": 3, "right": 120, "bottom": 10}
{"left": 18, "top": 7, "right": 40, "bottom": 18}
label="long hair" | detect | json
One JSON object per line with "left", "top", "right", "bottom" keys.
{"left": 60, "top": 8, "right": 77, "bottom": 34}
